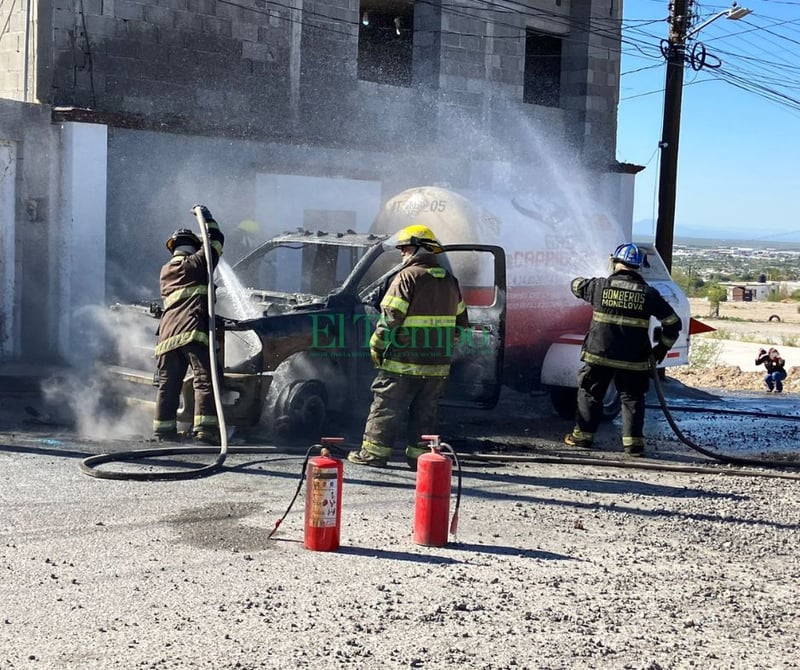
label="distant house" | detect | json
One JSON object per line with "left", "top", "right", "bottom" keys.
{"left": 723, "top": 282, "right": 779, "bottom": 301}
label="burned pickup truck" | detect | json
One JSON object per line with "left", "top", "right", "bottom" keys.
{"left": 103, "top": 229, "right": 507, "bottom": 441}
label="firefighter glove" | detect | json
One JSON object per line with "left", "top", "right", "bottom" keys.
{"left": 192, "top": 205, "right": 214, "bottom": 222}
{"left": 652, "top": 343, "right": 669, "bottom": 364}
{"left": 370, "top": 348, "right": 383, "bottom": 368}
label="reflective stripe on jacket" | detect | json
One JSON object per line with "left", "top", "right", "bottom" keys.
{"left": 370, "top": 252, "right": 469, "bottom": 377}
{"left": 571, "top": 269, "right": 682, "bottom": 371}
{"left": 155, "top": 219, "right": 224, "bottom": 357}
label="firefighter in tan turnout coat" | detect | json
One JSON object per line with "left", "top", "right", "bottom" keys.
{"left": 348, "top": 225, "right": 469, "bottom": 469}
{"left": 152, "top": 205, "right": 225, "bottom": 445}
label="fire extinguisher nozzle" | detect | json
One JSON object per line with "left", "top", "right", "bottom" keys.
{"left": 267, "top": 518, "right": 282, "bottom": 540}
{"left": 449, "top": 512, "right": 459, "bottom": 536}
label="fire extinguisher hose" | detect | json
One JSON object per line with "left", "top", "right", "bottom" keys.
{"left": 439, "top": 441, "right": 462, "bottom": 536}
{"left": 79, "top": 206, "right": 230, "bottom": 481}
{"left": 267, "top": 443, "right": 319, "bottom": 539}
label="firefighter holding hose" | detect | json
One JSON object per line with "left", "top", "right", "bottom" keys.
{"left": 565, "top": 243, "right": 682, "bottom": 456}
{"left": 152, "top": 205, "right": 225, "bottom": 445}
{"left": 348, "top": 224, "right": 469, "bottom": 469}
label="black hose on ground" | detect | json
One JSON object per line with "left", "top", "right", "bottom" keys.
{"left": 80, "top": 206, "right": 229, "bottom": 481}
{"left": 267, "top": 443, "right": 317, "bottom": 539}
{"left": 454, "top": 451, "right": 800, "bottom": 480}
{"left": 449, "top": 359, "right": 800, "bottom": 482}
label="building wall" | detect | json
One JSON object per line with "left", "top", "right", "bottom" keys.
{"left": 725, "top": 282, "right": 780, "bottom": 302}
{"left": 18, "top": 0, "right": 621, "bottom": 167}
{"left": 0, "top": 1, "right": 34, "bottom": 101}
{"left": 0, "top": 1, "right": 630, "bottom": 364}
{"left": 0, "top": 100, "right": 61, "bottom": 363}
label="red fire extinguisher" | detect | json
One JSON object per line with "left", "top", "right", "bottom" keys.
{"left": 304, "top": 437, "right": 344, "bottom": 552}
{"left": 414, "top": 435, "right": 458, "bottom": 547}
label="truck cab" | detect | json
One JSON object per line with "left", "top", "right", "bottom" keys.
{"left": 103, "top": 230, "right": 507, "bottom": 442}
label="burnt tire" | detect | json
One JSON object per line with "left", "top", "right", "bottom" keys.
{"left": 550, "top": 386, "right": 577, "bottom": 420}
{"left": 284, "top": 380, "right": 328, "bottom": 442}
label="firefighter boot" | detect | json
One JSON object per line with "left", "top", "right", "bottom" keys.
{"left": 347, "top": 449, "right": 388, "bottom": 468}
{"left": 193, "top": 429, "right": 220, "bottom": 446}
{"left": 623, "top": 437, "right": 645, "bottom": 457}
{"left": 151, "top": 429, "right": 180, "bottom": 443}
{"left": 564, "top": 430, "right": 594, "bottom": 449}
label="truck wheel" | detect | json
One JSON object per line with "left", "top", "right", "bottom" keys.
{"left": 550, "top": 386, "right": 577, "bottom": 420}
{"left": 285, "top": 380, "right": 327, "bottom": 441}
{"left": 549, "top": 385, "right": 620, "bottom": 421}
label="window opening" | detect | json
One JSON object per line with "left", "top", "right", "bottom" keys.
{"left": 358, "top": 0, "right": 414, "bottom": 87}
{"left": 524, "top": 29, "right": 562, "bottom": 107}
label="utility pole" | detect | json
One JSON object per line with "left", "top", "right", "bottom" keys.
{"left": 654, "top": 2, "right": 752, "bottom": 272}
{"left": 655, "top": 0, "right": 691, "bottom": 273}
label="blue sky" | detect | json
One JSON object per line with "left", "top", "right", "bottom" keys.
{"left": 617, "top": 0, "right": 800, "bottom": 241}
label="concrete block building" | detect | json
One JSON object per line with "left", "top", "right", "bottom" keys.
{"left": 0, "top": 0, "right": 634, "bottom": 365}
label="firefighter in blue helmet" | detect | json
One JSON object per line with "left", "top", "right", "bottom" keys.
{"left": 152, "top": 205, "right": 225, "bottom": 445}
{"left": 565, "top": 243, "right": 682, "bottom": 456}
{"left": 348, "top": 224, "right": 469, "bottom": 469}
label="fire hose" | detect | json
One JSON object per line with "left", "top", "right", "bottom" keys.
{"left": 646, "top": 356, "right": 800, "bottom": 472}
{"left": 80, "top": 206, "right": 231, "bottom": 481}
{"left": 456, "top": 359, "right": 800, "bottom": 482}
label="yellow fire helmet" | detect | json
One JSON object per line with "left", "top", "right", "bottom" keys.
{"left": 393, "top": 224, "right": 444, "bottom": 254}
{"left": 236, "top": 219, "right": 260, "bottom": 235}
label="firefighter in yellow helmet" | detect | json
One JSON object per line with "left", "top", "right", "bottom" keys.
{"left": 152, "top": 205, "right": 225, "bottom": 445}
{"left": 228, "top": 218, "right": 261, "bottom": 261}
{"left": 348, "top": 224, "right": 469, "bottom": 469}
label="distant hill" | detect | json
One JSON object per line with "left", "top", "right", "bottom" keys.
{"left": 674, "top": 236, "right": 800, "bottom": 251}
{"left": 633, "top": 219, "right": 800, "bottom": 249}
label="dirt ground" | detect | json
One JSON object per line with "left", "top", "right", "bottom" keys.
{"left": 667, "top": 365, "right": 799, "bottom": 394}
{"left": 2, "top": 299, "right": 800, "bottom": 669}
{"left": 2, "top": 356, "right": 800, "bottom": 669}
{"left": 668, "top": 298, "right": 800, "bottom": 393}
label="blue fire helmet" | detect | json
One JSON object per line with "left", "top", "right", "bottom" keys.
{"left": 611, "top": 243, "right": 644, "bottom": 269}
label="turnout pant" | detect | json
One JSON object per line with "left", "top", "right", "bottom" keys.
{"left": 362, "top": 371, "right": 448, "bottom": 460}
{"left": 154, "top": 341, "right": 218, "bottom": 435}
{"left": 575, "top": 364, "right": 649, "bottom": 446}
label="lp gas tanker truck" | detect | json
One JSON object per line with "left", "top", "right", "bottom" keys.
{"left": 366, "top": 185, "right": 692, "bottom": 419}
